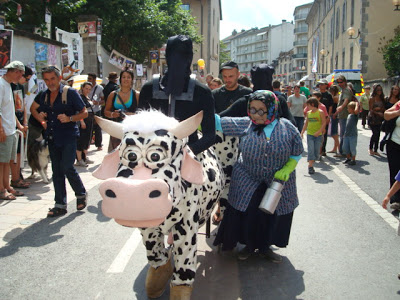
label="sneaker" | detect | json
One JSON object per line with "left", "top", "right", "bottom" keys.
{"left": 343, "top": 158, "right": 351, "bottom": 164}
{"left": 348, "top": 160, "right": 356, "bottom": 166}
{"left": 75, "top": 159, "right": 87, "bottom": 167}
{"left": 321, "top": 152, "right": 327, "bottom": 156}
{"left": 259, "top": 249, "right": 283, "bottom": 263}
{"left": 85, "top": 158, "right": 95, "bottom": 164}
{"left": 390, "top": 203, "right": 400, "bottom": 210}
{"left": 308, "top": 167, "right": 315, "bottom": 174}
{"left": 238, "top": 246, "right": 253, "bottom": 260}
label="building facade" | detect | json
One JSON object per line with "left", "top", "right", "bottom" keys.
{"left": 292, "top": 2, "right": 313, "bottom": 82}
{"left": 273, "top": 50, "right": 295, "bottom": 86}
{"left": 306, "top": 0, "right": 399, "bottom": 82}
{"left": 221, "top": 20, "right": 295, "bottom": 76}
{"left": 181, "top": 0, "right": 222, "bottom": 77}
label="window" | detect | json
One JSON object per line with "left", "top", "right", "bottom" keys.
{"left": 342, "top": 1, "right": 347, "bottom": 33}
{"left": 350, "top": 0, "right": 355, "bottom": 25}
{"left": 336, "top": 8, "right": 340, "bottom": 38}
{"left": 330, "top": 16, "right": 334, "bottom": 43}
{"left": 180, "top": 4, "right": 190, "bottom": 10}
{"left": 342, "top": 49, "right": 345, "bottom": 69}
{"left": 349, "top": 46, "right": 353, "bottom": 68}
{"left": 335, "top": 53, "right": 338, "bottom": 69}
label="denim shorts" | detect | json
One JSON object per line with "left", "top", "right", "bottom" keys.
{"left": 0, "top": 133, "right": 17, "bottom": 163}
{"left": 343, "top": 135, "right": 357, "bottom": 156}
{"left": 307, "top": 134, "right": 323, "bottom": 161}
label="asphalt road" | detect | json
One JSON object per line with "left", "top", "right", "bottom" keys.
{"left": 1, "top": 126, "right": 399, "bottom": 300}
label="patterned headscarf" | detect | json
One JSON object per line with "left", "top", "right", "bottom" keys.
{"left": 246, "top": 90, "right": 279, "bottom": 125}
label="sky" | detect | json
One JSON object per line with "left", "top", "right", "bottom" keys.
{"left": 220, "top": 0, "right": 314, "bottom": 39}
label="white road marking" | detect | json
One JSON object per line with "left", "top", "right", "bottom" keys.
{"left": 331, "top": 164, "right": 399, "bottom": 232}
{"left": 107, "top": 228, "right": 142, "bottom": 273}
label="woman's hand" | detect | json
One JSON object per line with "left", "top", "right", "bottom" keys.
{"left": 382, "top": 196, "right": 390, "bottom": 209}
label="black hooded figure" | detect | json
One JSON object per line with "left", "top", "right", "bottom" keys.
{"left": 219, "top": 63, "right": 295, "bottom": 125}
{"left": 138, "top": 35, "right": 215, "bottom": 155}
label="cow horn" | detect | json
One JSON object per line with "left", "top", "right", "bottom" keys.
{"left": 94, "top": 116, "right": 124, "bottom": 139}
{"left": 169, "top": 111, "right": 203, "bottom": 139}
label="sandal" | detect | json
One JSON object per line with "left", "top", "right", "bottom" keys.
{"left": 47, "top": 207, "right": 67, "bottom": 218}
{"left": 7, "top": 189, "right": 24, "bottom": 197}
{"left": 77, "top": 197, "right": 87, "bottom": 211}
{"left": 11, "top": 179, "right": 30, "bottom": 189}
{"left": 0, "top": 190, "right": 16, "bottom": 200}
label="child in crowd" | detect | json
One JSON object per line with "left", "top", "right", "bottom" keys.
{"left": 342, "top": 101, "right": 359, "bottom": 165}
{"left": 209, "top": 78, "right": 223, "bottom": 90}
{"left": 301, "top": 97, "right": 326, "bottom": 174}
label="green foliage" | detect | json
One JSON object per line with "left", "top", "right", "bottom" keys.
{"left": 378, "top": 26, "right": 400, "bottom": 77}
{"left": 3, "top": 0, "right": 200, "bottom": 63}
{"left": 219, "top": 40, "right": 230, "bottom": 64}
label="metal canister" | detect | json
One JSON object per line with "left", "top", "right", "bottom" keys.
{"left": 259, "top": 180, "right": 284, "bottom": 214}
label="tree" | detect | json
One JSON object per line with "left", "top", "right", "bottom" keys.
{"left": 378, "top": 26, "right": 400, "bottom": 77}
{"left": 3, "top": 0, "right": 200, "bottom": 62}
{"left": 219, "top": 40, "right": 230, "bottom": 64}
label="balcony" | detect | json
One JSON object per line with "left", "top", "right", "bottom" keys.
{"left": 294, "top": 27, "right": 308, "bottom": 34}
{"left": 292, "top": 53, "right": 307, "bottom": 59}
{"left": 294, "top": 13, "right": 308, "bottom": 20}
{"left": 293, "top": 40, "right": 307, "bottom": 47}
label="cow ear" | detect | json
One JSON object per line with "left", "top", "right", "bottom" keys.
{"left": 181, "top": 149, "right": 204, "bottom": 185}
{"left": 95, "top": 116, "right": 124, "bottom": 139}
{"left": 169, "top": 111, "right": 203, "bottom": 139}
{"left": 93, "top": 150, "right": 120, "bottom": 179}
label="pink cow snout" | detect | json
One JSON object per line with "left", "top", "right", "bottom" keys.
{"left": 100, "top": 177, "right": 172, "bottom": 228}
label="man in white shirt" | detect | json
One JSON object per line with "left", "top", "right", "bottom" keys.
{"left": 0, "top": 61, "right": 24, "bottom": 200}
{"left": 87, "top": 73, "right": 104, "bottom": 150}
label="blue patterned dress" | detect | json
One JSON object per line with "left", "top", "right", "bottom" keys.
{"left": 214, "top": 116, "right": 303, "bottom": 251}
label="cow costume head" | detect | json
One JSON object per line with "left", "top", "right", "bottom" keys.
{"left": 93, "top": 110, "right": 204, "bottom": 228}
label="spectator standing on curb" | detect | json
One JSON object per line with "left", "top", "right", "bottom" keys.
{"left": 10, "top": 65, "right": 33, "bottom": 191}
{"left": 0, "top": 61, "right": 24, "bottom": 200}
{"left": 333, "top": 75, "right": 353, "bottom": 156}
{"left": 383, "top": 99, "right": 400, "bottom": 210}
{"left": 287, "top": 84, "right": 307, "bottom": 132}
{"left": 368, "top": 84, "right": 385, "bottom": 156}
{"left": 30, "top": 65, "right": 88, "bottom": 217}
{"left": 317, "top": 79, "right": 333, "bottom": 156}
{"left": 102, "top": 72, "right": 119, "bottom": 118}
{"left": 359, "top": 86, "right": 371, "bottom": 129}
{"left": 213, "top": 61, "right": 252, "bottom": 113}
{"left": 342, "top": 101, "right": 360, "bottom": 166}
{"left": 87, "top": 73, "right": 104, "bottom": 151}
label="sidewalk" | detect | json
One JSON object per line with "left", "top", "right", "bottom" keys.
{"left": 0, "top": 134, "right": 109, "bottom": 248}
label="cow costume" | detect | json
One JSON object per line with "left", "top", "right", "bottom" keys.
{"left": 94, "top": 111, "right": 225, "bottom": 299}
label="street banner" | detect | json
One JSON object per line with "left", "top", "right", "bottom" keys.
{"left": 149, "top": 50, "right": 159, "bottom": 63}
{"left": 136, "top": 64, "right": 143, "bottom": 77}
{"left": 0, "top": 29, "right": 12, "bottom": 70}
{"left": 109, "top": 49, "right": 136, "bottom": 70}
{"left": 56, "top": 28, "right": 84, "bottom": 71}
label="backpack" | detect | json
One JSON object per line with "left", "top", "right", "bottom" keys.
{"left": 44, "top": 85, "right": 70, "bottom": 105}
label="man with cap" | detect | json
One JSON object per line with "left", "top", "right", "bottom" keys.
{"left": 213, "top": 61, "right": 252, "bottom": 114}
{"left": 317, "top": 79, "right": 333, "bottom": 156}
{"left": 0, "top": 61, "right": 25, "bottom": 200}
{"left": 138, "top": 35, "right": 215, "bottom": 156}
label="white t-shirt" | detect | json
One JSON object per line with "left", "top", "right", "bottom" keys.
{"left": 390, "top": 116, "right": 400, "bottom": 145}
{"left": 88, "top": 84, "right": 104, "bottom": 113}
{"left": 0, "top": 77, "right": 16, "bottom": 136}
{"left": 287, "top": 94, "right": 307, "bottom": 117}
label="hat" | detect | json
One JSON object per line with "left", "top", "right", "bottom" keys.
{"left": 219, "top": 61, "right": 238, "bottom": 73}
{"left": 107, "top": 72, "right": 118, "bottom": 81}
{"left": 317, "top": 79, "right": 328, "bottom": 85}
{"left": 4, "top": 61, "right": 25, "bottom": 72}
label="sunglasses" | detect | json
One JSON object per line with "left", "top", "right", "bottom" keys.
{"left": 41, "top": 65, "right": 61, "bottom": 72}
{"left": 249, "top": 107, "right": 268, "bottom": 116}
{"left": 337, "top": 81, "right": 344, "bottom": 84}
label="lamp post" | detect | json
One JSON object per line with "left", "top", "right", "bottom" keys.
{"left": 347, "top": 27, "right": 360, "bottom": 39}
{"left": 393, "top": 0, "right": 400, "bottom": 10}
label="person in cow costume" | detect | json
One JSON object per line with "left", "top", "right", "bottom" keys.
{"left": 93, "top": 35, "right": 221, "bottom": 300}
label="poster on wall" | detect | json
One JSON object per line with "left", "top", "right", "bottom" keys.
{"left": 56, "top": 28, "right": 84, "bottom": 72}
{"left": 78, "top": 21, "right": 96, "bottom": 38}
{"left": 35, "top": 42, "right": 48, "bottom": 78}
{"left": 0, "top": 29, "right": 13, "bottom": 70}
{"left": 109, "top": 49, "right": 136, "bottom": 71}
{"left": 48, "top": 44, "right": 57, "bottom": 65}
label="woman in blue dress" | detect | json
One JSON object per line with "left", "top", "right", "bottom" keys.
{"left": 213, "top": 90, "right": 303, "bottom": 262}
